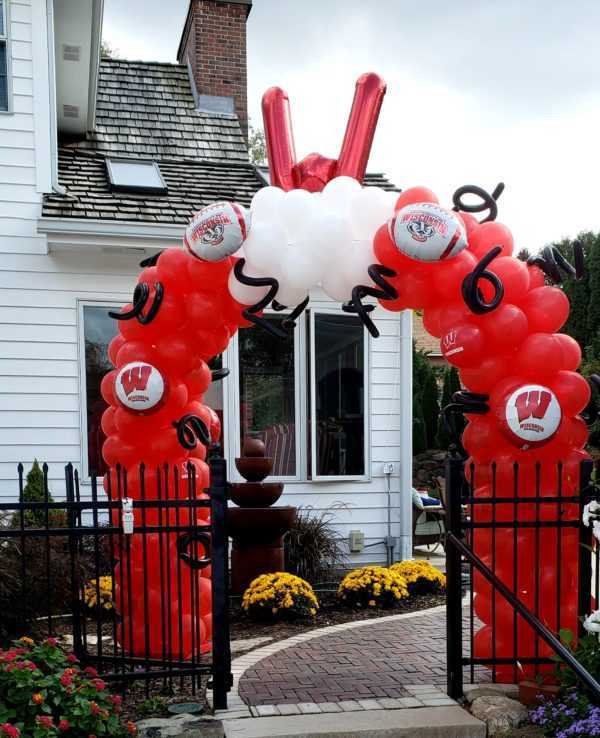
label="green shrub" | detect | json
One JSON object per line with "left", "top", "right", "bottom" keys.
{"left": 0, "top": 636, "right": 137, "bottom": 737}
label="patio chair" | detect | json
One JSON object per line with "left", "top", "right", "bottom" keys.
{"left": 412, "top": 489, "right": 445, "bottom": 552}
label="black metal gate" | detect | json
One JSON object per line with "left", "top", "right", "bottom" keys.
{"left": 445, "top": 455, "right": 600, "bottom": 701}
{"left": 0, "top": 452, "right": 232, "bottom": 709}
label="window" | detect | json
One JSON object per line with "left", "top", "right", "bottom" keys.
{"left": 0, "top": 0, "right": 10, "bottom": 112}
{"left": 238, "top": 316, "right": 298, "bottom": 477}
{"left": 82, "top": 305, "right": 118, "bottom": 476}
{"left": 106, "top": 159, "right": 167, "bottom": 195}
{"left": 235, "top": 311, "right": 369, "bottom": 481}
{"left": 311, "top": 313, "right": 366, "bottom": 479}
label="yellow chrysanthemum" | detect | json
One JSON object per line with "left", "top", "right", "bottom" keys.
{"left": 390, "top": 560, "right": 446, "bottom": 592}
{"left": 337, "top": 566, "right": 408, "bottom": 609}
{"left": 242, "top": 572, "right": 319, "bottom": 621}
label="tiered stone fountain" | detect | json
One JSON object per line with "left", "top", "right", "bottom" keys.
{"left": 228, "top": 438, "right": 296, "bottom": 595}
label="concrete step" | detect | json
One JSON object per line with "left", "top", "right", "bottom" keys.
{"left": 222, "top": 706, "right": 485, "bottom": 738}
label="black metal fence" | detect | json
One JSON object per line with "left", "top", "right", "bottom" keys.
{"left": 0, "top": 453, "right": 232, "bottom": 709}
{"left": 446, "top": 455, "right": 600, "bottom": 700}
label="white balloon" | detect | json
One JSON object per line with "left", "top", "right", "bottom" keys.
{"left": 321, "top": 270, "right": 354, "bottom": 302}
{"left": 342, "top": 240, "right": 377, "bottom": 286}
{"left": 281, "top": 243, "right": 323, "bottom": 290}
{"left": 228, "top": 264, "right": 270, "bottom": 306}
{"left": 350, "top": 187, "right": 392, "bottom": 240}
{"left": 243, "top": 220, "right": 287, "bottom": 274}
{"left": 321, "top": 176, "right": 362, "bottom": 215}
{"left": 309, "top": 211, "right": 354, "bottom": 266}
{"left": 280, "top": 189, "right": 317, "bottom": 240}
{"left": 251, "top": 186, "right": 286, "bottom": 220}
{"left": 274, "top": 282, "right": 308, "bottom": 308}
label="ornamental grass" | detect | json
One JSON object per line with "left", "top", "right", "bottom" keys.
{"left": 337, "top": 565, "right": 408, "bottom": 608}
{"left": 390, "top": 560, "right": 446, "bottom": 594}
{"left": 242, "top": 573, "right": 319, "bottom": 621}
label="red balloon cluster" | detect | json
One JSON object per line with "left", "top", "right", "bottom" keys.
{"left": 100, "top": 248, "right": 249, "bottom": 658}
{"left": 374, "top": 186, "right": 590, "bottom": 681}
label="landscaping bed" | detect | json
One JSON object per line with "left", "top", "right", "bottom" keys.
{"left": 230, "top": 589, "right": 445, "bottom": 644}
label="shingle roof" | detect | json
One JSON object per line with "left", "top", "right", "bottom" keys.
{"left": 43, "top": 149, "right": 266, "bottom": 223}
{"left": 63, "top": 59, "right": 248, "bottom": 163}
{"left": 44, "top": 58, "right": 400, "bottom": 225}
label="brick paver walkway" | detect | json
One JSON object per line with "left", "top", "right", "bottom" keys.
{"left": 239, "top": 608, "right": 489, "bottom": 706}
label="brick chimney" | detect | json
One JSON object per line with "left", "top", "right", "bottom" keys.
{"left": 178, "top": 0, "right": 252, "bottom": 140}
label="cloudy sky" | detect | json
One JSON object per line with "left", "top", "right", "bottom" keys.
{"left": 103, "top": 0, "right": 600, "bottom": 253}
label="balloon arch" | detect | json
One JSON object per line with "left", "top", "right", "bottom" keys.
{"left": 100, "top": 73, "right": 589, "bottom": 679}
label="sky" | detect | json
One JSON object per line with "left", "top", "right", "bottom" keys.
{"left": 103, "top": 0, "right": 600, "bottom": 253}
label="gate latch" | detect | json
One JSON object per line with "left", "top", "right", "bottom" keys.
{"left": 122, "top": 497, "right": 134, "bottom": 535}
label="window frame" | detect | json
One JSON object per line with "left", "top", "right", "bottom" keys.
{"left": 78, "top": 299, "right": 122, "bottom": 480}
{"left": 226, "top": 309, "right": 305, "bottom": 482}
{"left": 106, "top": 158, "right": 168, "bottom": 195}
{"left": 309, "top": 307, "right": 370, "bottom": 482}
{"left": 0, "top": 0, "right": 12, "bottom": 115}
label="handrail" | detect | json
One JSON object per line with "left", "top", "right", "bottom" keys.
{"left": 446, "top": 531, "right": 600, "bottom": 701}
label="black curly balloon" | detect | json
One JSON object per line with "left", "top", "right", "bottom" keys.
{"left": 211, "top": 368, "right": 230, "bottom": 382}
{"left": 527, "top": 241, "right": 585, "bottom": 284}
{"left": 582, "top": 374, "right": 600, "bottom": 427}
{"left": 140, "top": 252, "right": 161, "bottom": 268}
{"left": 452, "top": 182, "right": 505, "bottom": 223}
{"left": 342, "top": 264, "right": 398, "bottom": 338}
{"left": 233, "top": 259, "right": 288, "bottom": 339}
{"left": 172, "top": 414, "right": 211, "bottom": 450}
{"left": 462, "top": 246, "right": 504, "bottom": 315}
{"left": 108, "top": 281, "right": 164, "bottom": 324}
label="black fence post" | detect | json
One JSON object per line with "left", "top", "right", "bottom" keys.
{"left": 579, "top": 459, "right": 595, "bottom": 637}
{"left": 210, "top": 450, "right": 231, "bottom": 711}
{"left": 65, "top": 463, "right": 83, "bottom": 660}
{"left": 446, "top": 456, "right": 464, "bottom": 701}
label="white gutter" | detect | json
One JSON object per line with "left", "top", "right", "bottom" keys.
{"left": 87, "top": 0, "right": 104, "bottom": 133}
{"left": 398, "top": 309, "right": 414, "bottom": 560}
{"left": 37, "top": 217, "right": 185, "bottom": 252}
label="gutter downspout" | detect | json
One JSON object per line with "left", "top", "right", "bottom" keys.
{"left": 398, "top": 310, "right": 413, "bottom": 560}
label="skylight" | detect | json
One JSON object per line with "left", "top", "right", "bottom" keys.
{"left": 106, "top": 159, "right": 167, "bottom": 195}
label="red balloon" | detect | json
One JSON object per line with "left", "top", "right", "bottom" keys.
{"left": 108, "top": 334, "right": 126, "bottom": 366}
{"left": 513, "top": 334, "right": 566, "bottom": 381}
{"left": 468, "top": 221, "right": 514, "bottom": 259}
{"left": 100, "top": 370, "right": 117, "bottom": 405}
{"left": 554, "top": 333, "right": 582, "bottom": 371}
{"left": 157, "top": 247, "right": 194, "bottom": 292}
{"left": 522, "top": 287, "right": 569, "bottom": 333}
{"left": 460, "top": 355, "right": 510, "bottom": 394}
{"left": 474, "top": 304, "right": 528, "bottom": 356}
{"left": 394, "top": 186, "right": 439, "bottom": 209}
{"left": 184, "top": 362, "right": 212, "bottom": 397}
{"left": 550, "top": 370, "right": 591, "bottom": 417}
{"left": 440, "top": 323, "right": 485, "bottom": 368}
{"left": 527, "top": 264, "right": 546, "bottom": 289}
{"left": 373, "top": 223, "right": 404, "bottom": 271}
{"left": 116, "top": 340, "right": 159, "bottom": 368}
{"left": 481, "top": 257, "right": 530, "bottom": 305}
{"left": 431, "top": 250, "right": 477, "bottom": 303}
{"left": 457, "top": 211, "right": 479, "bottom": 238}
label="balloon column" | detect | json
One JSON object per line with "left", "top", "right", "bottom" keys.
{"left": 101, "top": 71, "right": 589, "bottom": 678}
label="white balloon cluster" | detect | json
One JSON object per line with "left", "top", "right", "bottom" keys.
{"left": 228, "top": 176, "right": 397, "bottom": 307}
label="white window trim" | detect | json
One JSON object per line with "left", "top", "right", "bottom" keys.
{"left": 0, "top": 0, "right": 12, "bottom": 115}
{"left": 77, "top": 299, "right": 122, "bottom": 480}
{"left": 228, "top": 307, "right": 370, "bottom": 484}
{"left": 309, "top": 307, "right": 370, "bottom": 483}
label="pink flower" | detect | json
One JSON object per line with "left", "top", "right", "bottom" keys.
{"left": 60, "top": 673, "right": 73, "bottom": 687}
{"left": 0, "top": 724, "right": 20, "bottom": 738}
{"left": 90, "top": 701, "right": 101, "bottom": 716}
{"left": 91, "top": 678, "right": 106, "bottom": 691}
{"left": 109, "top": 694, "right": 122, "bottom": 706}
{"left": 1, "top": 652, "right": 16, "bottom": 662}
{"left": 84, "top": 666, "right": 98, "bottom": 677}
{"left": 36, "top": 716, "right": 54, "bottom": 729}
{"left": 67, "top": 654, "right": 78, "bottom": 663}
{"left": 58, "top": 719, "right": 70, "bottom": 731}
{"left": 45, "top": 637, "right": 58, "bottom": 647}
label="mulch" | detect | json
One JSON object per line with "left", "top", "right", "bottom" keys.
{"left": 230, "top": 590, "right": 446, "bottom": 644}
